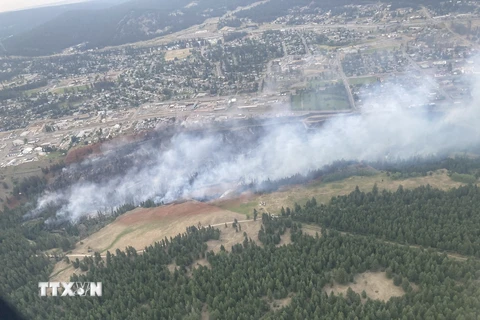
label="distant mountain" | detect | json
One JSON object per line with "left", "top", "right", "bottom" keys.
{"left": 0, "top": 0, "right": 127, "bottom": 41}
{"left": 2, "top": 0, "right": 259, "bottom": 56}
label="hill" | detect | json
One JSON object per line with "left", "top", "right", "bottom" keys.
{"left": 2, "top": 0, "right": 259, "bottom": 56}
{"left": 0, "top": 0, "right": 125, "bottom": 41}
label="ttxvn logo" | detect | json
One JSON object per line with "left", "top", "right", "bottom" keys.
{"left": 39, "top": 282, "right": 102, "bottom": 297}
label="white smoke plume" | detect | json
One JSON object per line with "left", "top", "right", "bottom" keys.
{"left": 32, "top": 69, "right": 480, "bottom": 222}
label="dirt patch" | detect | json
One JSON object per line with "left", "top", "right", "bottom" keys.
{"left": 206, "top": 220, "right": 262, "bottom": 253}
{"left": 167, "top": 263, "right": 177, "bottom": 273}
{"left": 276, "top": 228, "right": 292, "bottom": 247}
{"left": 193, "top": 258, "right": 211, "bottom": 269}
{"left": 264, "top": 296, "right": 292, "bottom": 311}
{"left": 324, "top": 271, "right": 405, "bottom": 302}
{"left": 302, "top": 224, "right": 322, "bottom": 238}
{"left": 201, "top": 304, "right": 209, "bottom": 320}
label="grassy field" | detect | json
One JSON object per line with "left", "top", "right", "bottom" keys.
{"left": 51, "top": 84, "right": 89, "bottom": 95}
{"left": 214, "top": 170, "right": 464, "bottom": 216}
{"left": 348, "top": 76, "right": 378, "bottom": 85}
{"left": 51, "top": 202, "right": 255, "bottom": 281}
{"left": 307, "top": 79, "right": 341, "bottom": 88}
{"left": 291, "top": 86, "right": 351, "bottom": 111}
{"left": 165, "top": 48, "right": 192, "bottom": 61}
{"left": 362, "top": 45, "right": 401, "bottom": 54}
{"left": 0, "top": 160, "right": 49, "bottom": 203}
{"left": 24, "top": 87, "right": 49, "bottom": 96}
{"left": 68, "top": 202, "right": 246, "bottom": 256}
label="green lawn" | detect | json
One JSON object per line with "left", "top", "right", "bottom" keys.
{"left": 52, "top": 84, "right": 89, "bottom": 94}
{"left": 291, "top": 86, "right": 350, "bottom": 111}
{"left": 307, "top": 79, "right": 341, "bottom": 88}
{"left": 24, "top": 87, "right": 48, "bottom": 96}
{"left": 348, "top": 76, "right": 377, "bottom": 85}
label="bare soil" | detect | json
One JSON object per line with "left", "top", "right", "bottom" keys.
{"left": 276, "top": 228, "right": 292, "bottom": 247}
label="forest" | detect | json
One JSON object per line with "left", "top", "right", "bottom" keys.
{"left": 292, "top": 184, "right": 480, "bottom": 257}
{"left": 5, "top": 214, "right": 480, "bottom": 319}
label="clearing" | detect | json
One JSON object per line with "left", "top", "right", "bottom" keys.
{"left": 264, "top": 296, "right": 293, "bottom": 311}
{"left": 324, "top": 271, "right": 405, "bottom": 302}
{"left": 165, "top": 48, "right": 192, "bottom": 61}
{"left": 206, "top": 220, "right": 263, "bottom": 253}
{"left": 70, "top": 201, "right": 246, "bottom": 255}
{"left": 53, "top": 201, "right": 259, "bottom": 281}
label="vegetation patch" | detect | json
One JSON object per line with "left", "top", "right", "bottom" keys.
{"left": 348, "top": 76, "right": 378, "bottom": 85}
{"left": 290, "top": 84, "right": 351, "bottom": 111}
{"left": 449, "top": 172, "right": 478, "bottom": 184}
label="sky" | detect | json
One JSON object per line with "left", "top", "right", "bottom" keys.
{"left": 0, "top": 0, "right": 89, "bottom": 13}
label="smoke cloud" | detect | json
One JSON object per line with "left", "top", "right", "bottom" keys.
{"left": 32, "top": 68, "right": 480, "bottom": 222}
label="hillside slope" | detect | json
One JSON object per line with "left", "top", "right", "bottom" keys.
{"left": 3, "top": 0, "right": 259, "bottom": 56}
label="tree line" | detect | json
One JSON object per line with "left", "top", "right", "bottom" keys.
{"left": 292, "top": 184, "right": 480, "bottom": 257}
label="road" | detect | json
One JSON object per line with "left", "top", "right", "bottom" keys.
{"left": 215, "top": 62, "right": 224, "bottom": 78}
{"left": 336, "top": 53, "right": 356, "bottom": 110}
{"left": 300, "top": 33, "right": 311, "bottom": 56}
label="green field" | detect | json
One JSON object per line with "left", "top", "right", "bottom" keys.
{"left": 348, "top": 76, "right": 378, "bottom": 85}
{"left": 307, "top": 79, "right": 341, "bottom": 88}
{"left": 24, "top": 87, "right": 48, "bottom": 96}
{"left": 52, "top": 84, "right": 89, "bottom": 94}
{"left": 291, "top": 85, "right": 350, "bottom": 111}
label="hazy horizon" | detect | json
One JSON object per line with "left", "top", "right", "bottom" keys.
{"left": 0, "top": 0, "right": 90, "bottom": 13}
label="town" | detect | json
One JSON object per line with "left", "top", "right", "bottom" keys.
{"left": 0, "top": 0, "right": 479, "bottom": 168}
